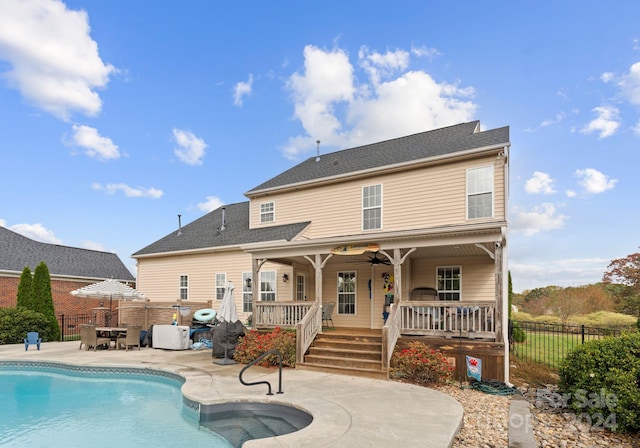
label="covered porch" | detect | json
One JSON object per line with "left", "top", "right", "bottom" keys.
{"left": 244, "top": 224, "right": 508, "bottom": 376}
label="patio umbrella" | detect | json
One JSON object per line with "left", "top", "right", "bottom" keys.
{"left": 213, "top": 282, "right": 238, "bottom": 365}
{"left": 71, "top": 279, "right": 146, "bottom": 326}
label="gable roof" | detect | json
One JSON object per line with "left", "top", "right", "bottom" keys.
{"left": 0, "top": 226, "right": 135, "bottom": 281}
{"left": 247, "top": 121, "right": 509, "bottom": 194}
{"left": 132, "top": 201, "right": 309, "bottom": 257}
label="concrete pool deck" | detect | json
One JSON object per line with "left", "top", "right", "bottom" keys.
{"left": 0, "top": 341, "right": 463, "bottom": 447}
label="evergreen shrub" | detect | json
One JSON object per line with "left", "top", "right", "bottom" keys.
{"left": 390, "top": 341, "right": 454, "bottom": 386}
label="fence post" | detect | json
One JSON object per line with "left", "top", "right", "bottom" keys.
{"left": 581, "top": 324, "right": 585, "bottom": 344}
{"left": 60, "top": 314, "right": 65, "bottom": 342}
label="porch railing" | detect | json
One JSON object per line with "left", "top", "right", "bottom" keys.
{"left": 254, "top": 302, "right": 315, "bottom": 328}
{"left": 399, "top": 301, "right": 495, "bottom": 339}
{"left": 381, "top": 302, "right": 401, "bottom": 374}
{"left": 295, "top": 302, "right": 322, "bottom": 364}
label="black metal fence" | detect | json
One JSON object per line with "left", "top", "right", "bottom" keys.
{"left": 57, "top": 314, "right": 94, "bottom": 341}
{"left": 510, "top": 320, "right": 635, "bottom": 369}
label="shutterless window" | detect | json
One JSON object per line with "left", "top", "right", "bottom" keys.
{"left": 215, "top": 273, "right": 226, "bottom": 300}
{"left": 362, "top": 184, "right": 382, "bottom": 230}
{"left": 260, "top": 202, "right": 275, "bottom": 223}
{"left": 467, "top": 166, "right": 493, "bottom": 219}
{"left": 260, "top": 271, "right": 276, "bottom": 301}
{"left": 295, "top": 274, "right": 306, "bottom": 301}
{"left": 179, "top": 275, "right": 189, "bottom": 300}
{"left": 242, "top": 272, "right": 252, "bottom": 312}
{"left": 437, "top": 266, "right": 461, "bottom": 301}
{"left": 337, "top": 271, "right": 356, "bottom": 315}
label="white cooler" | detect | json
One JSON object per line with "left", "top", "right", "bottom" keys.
{"left": 152, "top": 325, "right": 190, "bottom": 350}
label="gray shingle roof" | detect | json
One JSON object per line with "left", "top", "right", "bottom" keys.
{"left": 0, "top": 226, "right": 135, "bottom": 281}
{"left": 132, "top": 201, "right": 309, "bottom": 257}
{"left": 247, "top": 121, "right": 509, "bottom": 193}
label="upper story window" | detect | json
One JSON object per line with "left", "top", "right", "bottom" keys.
{"left": 215, "top": 273, "right": 226, "bottom": 300}
{"left": 362, "top": 184, "right": 382, "bottom": 230}
{"left": 179, "top": 275, "right": 189, "bottom": 300}
{"left": 437, "top": 266, "right": 461, "bottom": 301}
{"left": 467, "top": 166, "right": 494, "bottom": 219}
{"left": 260, "top": 202, "right": 275, "bottom": 223}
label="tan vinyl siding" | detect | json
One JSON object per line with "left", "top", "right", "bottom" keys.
{"left": 136, "top": 251, "right": 295, "bottom": 321}
{"left": 249, "top": 155, "right": 505, "bottom": 239}
{"left": 410, "top": 256, "right": 496, "bottom": 301}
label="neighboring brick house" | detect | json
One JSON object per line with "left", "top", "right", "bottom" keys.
{"left": 0, "top": 226, "right": 135, "bottom": 319}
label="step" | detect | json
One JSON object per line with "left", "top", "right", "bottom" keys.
{"left": 315, "top": 333, "right": 382, "bottom": 343}
{"left": 307, "top": 346, "right": 382, "bottom": 361}
{"left": 312, "top": 339, "right": 382, "bottom": 352}
{"left": 296, "top": 362, "right": 387, "bottom": 380}
{"left": 303, "top": 354, "right": 382, "bottom": 370}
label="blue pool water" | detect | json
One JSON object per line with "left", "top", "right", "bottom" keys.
{"left": 0, "top": 363, "right": 232, "bottom": 448}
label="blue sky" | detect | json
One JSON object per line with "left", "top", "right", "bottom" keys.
{"left": 1, "top": 1, "right": 639, "bottom": 292}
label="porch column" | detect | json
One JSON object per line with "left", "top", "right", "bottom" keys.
{"left": 494, "top": 243, "right": 504, "bottom": 342}
{"left": 251, "top": 258, "right": 267, "bottom": 321}
{"left": 380, "top": 248, "right": 415, "bottom": 302}
{"left": 304, "top": 253, "right": 333, "bottom": 303}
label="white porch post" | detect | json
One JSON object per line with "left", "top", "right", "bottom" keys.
{"left": 303, "top": 253, "right": 333, "bottom": 304}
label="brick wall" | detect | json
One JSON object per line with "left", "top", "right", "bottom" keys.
{"left": 1, "top": 275, "right": 120, "bottom": 321}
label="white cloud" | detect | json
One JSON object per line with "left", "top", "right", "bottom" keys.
{"left": 510, "top": 257, "right": 610, "bottom": 292}
{"left": 70, "top": 124, "right": 119, "bottom": 160}
{"left": 617, "top": 61, "right": 640, "bottom": 106}
{"left": 539, "top": 112, "right": 565, "bottom": 128}
{"left": 0, "top": 0, "right": 115, "bottom": 120}
{"left": 358, "top": 46, "right": 410, "bottom": 85}
{"left": 197, "top": 196, "right": 224, "bottom": 213}
{"left": 634, "top": 119, "right": 640, "bottom": 135}
{"left": 7, "top": 222, "right": 62, "bottom": 244}
{"left": 511, "top": 203, "right": 567, "bottom": 236}
{"left": 233, "top": 74, "right": 253, "bottom": 106}
{"left": 411, "top": 45, "right": 440, "bottom": 59}
{"left": 525, "top": 171, "right": 556, "bottom": 194}
{"left": 92, "top": 182, "right": 163, "bottom": 198}
{"left": 566, "top": 190, "right": 577, "bottom": 198}
{"left": 172, "top": 128, "right": 207, "bottom": 165}
{"left": 81, "top": 240, "right": 107, "bottom": 251}
{"left": 575, "top": 168, "right": 617, "bottom": 194}
{"left": 283, "top": 45, "right": 476, "bottom": 159}
{"left": 600, "top": 72, "right": 614, "bottom": 83}
{"left": 580, "top": 106, "right": 620, "bottom": 138}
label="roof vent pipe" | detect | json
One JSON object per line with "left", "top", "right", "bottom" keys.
{"left": 177, "top": 214, "right": 183, "bottom": 236}
{"left": 315, "top": 140, "right": 321, "bottom": 162}
{"left": 220, "top": 206, "right": 226, "bottom": 231}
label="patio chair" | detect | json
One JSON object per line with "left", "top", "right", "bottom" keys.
{"left": 117, "top": 325, "right": 142, "bottom": 351}
{"left": 79, "top": 324, "right": 112, "bottom": 351}
{"left": 322, "top": 302, "right": 335, "bottom": 328}
{"left": 24, "top": 332, "right": 41, "bottom": 351}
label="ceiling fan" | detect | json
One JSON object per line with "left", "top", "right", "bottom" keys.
{"left": 348, "top": 251, "right": 391, "bottom": 265}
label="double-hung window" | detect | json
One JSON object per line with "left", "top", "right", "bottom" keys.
{"left": 179, "top": 275, "right": 189, "bottom": 300}
{"left": 260, "top": 202, "right": 275, "bottom": 223}
{"left": 260, "top": 271, "right": 276, "bottom": 301}
{"left": 362, "top": 184, "right": 382, "bottom": 230}
{"left": 437, "top": 266, "right": 461, "bottom": 301}
{"left": 467, "top": 166, "right": 493, "bottom": 219}
{"left": 215, "top": 273, "right": 226, "bottom": 301}
{"left": 337, "top": 271, "right": 356, "bottom": 314}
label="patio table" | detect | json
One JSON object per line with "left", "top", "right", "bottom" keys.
{"left": 95, "top": 327, "right": 127, "bottom": 349}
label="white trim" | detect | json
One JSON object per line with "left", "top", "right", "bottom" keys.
{"left": 215, "top": 272, "right": 226, "bottom": 300}
{"left": 260, "top": 201, "right": 275, "bottom": 223}
{"left": 260, "top": 270, "right": 277, "bottom": 301}
{"left": 436, "top": 265, "right": 461, "bottom": 301}
{"left": 179, "top": 274, "right": 189, "bottom": 300}
{"left": 337, "top": 270, "right": 357, "bottom": 315}
{"left": 362, "top": 183, "right": 383, "bottom": 231}
{"left": 466, "top": 165, "right": 494, "bottom": 220}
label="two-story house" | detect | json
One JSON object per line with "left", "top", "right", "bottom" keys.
{"left": 133, "top": 120, "right": 510, "bottom": 380}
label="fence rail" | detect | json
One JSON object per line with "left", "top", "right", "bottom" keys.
{"left": 57, "top": 314, "right": 94, "bottom": 341}
{"left": 511, "top": 320, "right": 635, "bottom": 369}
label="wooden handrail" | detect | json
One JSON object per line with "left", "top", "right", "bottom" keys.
{"left": 295, "top": 302, "right": 321, "bottom": 364}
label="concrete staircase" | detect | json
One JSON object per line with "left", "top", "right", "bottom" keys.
{"left": 297, "top": 329, "right": 386, "bottom": 379}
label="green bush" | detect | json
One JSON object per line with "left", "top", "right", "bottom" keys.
{"left": 559, "top": 332, "right": 640, "bottom": 433}
{"left": 0, "top": 307, "right": 55, "bottom": 344}
{"left": 511, "top": 321, "right": 526, "bottom": 343}
{"left": 233, "top": 327, "right": 296, "bottom": 367}
{"left": 389, "top": 341, "right": 454, "bottom": 386}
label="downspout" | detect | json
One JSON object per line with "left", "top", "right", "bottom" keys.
{"left": 502, "top": 144, "right": 511, "bottom": 385}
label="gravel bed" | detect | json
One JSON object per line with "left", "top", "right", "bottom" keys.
{"left": 434, "top": 384, "right": 640, "bottom": 448}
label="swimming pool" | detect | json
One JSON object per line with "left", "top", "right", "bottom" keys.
{"left": 0, "top": 362, "right": 310, "bottom": 448}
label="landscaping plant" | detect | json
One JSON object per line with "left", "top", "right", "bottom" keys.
{"left": 390, "top": 341, "right": 454, "bottom": 386}
{"left": 559, "top": 332, "right": 640, "bottom": 433}
{"left": 233, "top": 327, "right": 296, "bottom": 367}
